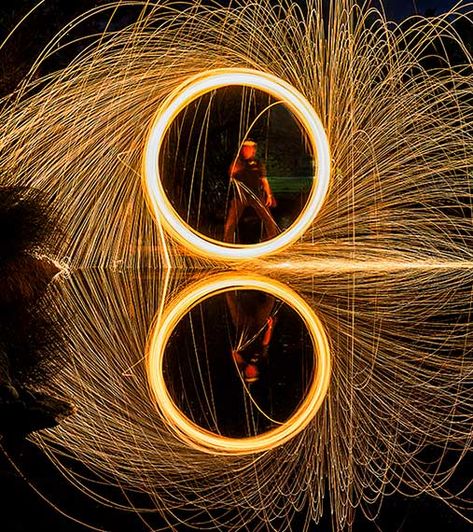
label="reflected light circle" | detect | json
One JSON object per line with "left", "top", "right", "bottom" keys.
{"left": 146, "top": 272, "right": 331, "bottom": 455}
{"left": 142, "top": 68, "right": 331, "bottom": 260}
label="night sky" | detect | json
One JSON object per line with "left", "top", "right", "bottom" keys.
{"left": 384, "top": 0, "right": 459, "bottom": 20}
{"left": 383, "top": 0, "right": 463, "bottom": 19}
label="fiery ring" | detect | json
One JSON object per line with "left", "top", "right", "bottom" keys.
{"left": 146, "top": 272, "right": 331, "bottom": 455}
{"left": 142, "top": 68, "right": 331, "bottom": 260}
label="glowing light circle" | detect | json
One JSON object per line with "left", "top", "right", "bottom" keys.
{"left": 142, "top": 68, "right": 331, "bottom": 260}
{"left": 146, "top": 273, "right": 331, "bottom": 455}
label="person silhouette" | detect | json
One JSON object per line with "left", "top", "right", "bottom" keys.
{"left": 225, "top": 289, "right": 277, "bottom": 384}
{"left": 223, "top": 140, "right": 279, "bottom": 243}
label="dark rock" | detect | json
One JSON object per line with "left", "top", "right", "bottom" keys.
{"left": 0, "top": 387, "right": 75, "bottom": 439}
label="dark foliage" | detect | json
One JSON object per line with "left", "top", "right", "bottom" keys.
{"left": 0, "top": 186, "right": 56, "bottom": 268}
{"left": 0, "top": 186, "right": 72, "bottom": 436}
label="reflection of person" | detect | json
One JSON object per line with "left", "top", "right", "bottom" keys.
{"left": 223, "top": 140, "right": 279, "bottom": 243}
{"left": 225, "top": 290, "right": 277, "bottom": 384}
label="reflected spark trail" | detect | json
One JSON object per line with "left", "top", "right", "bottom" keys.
{"left": 31, "top": 267, "right": 473, "bottom": 531}
{"left": 146, "top": 272, "right": 331, "bottom": 455}
{"left": 0, "top": 0, "right": 472, "bottom": 531}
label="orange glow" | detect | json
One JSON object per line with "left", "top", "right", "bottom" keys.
{"left": 142, "top": 68, "right": 331, "bottom": 261}
{"left": 146, "top": 272, "right": 331, "bottom": 455}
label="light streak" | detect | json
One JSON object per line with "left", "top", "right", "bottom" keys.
{"left": 146, "top": 272, "right": 331, "bottom": 454}
{"left": 142, "top": 68, "right": 331, "bottom": 260}
{"left": 29, "top": 266, "right": 473, "bottom": 530}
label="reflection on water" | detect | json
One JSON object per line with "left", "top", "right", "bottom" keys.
{"left": 146, "top": 272, "right": 330, "bottom": 454}
{"left": 164, "top": 288, "right": 314, "bottom": 438}
{"left": 12, "top": 267, "right": 472, "bottom": 531}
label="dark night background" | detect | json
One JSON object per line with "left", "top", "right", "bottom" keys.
{"left": 0, "top": 1, "right": 471, "bottom": 531}
{"left": 164, "top": 292, "right": 314, "bottom": 437}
